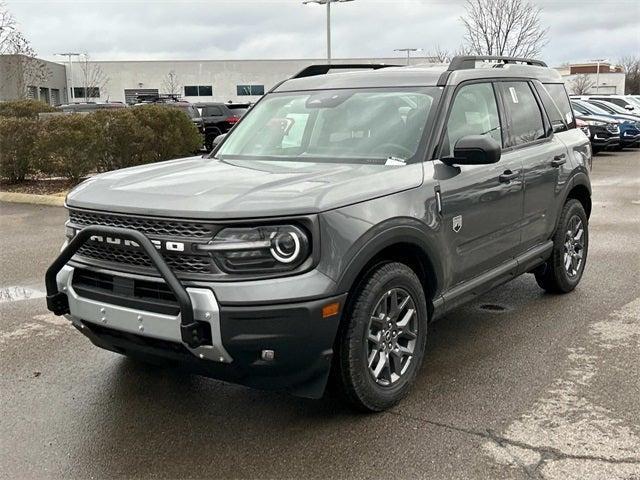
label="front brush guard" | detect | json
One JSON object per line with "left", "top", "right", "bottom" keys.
{"left": 44, "top": 226, "right": 208, "bottom": 349}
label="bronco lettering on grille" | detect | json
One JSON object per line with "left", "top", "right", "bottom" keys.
{"left": 89, "top": 235, "right": 185, "bottom": 252}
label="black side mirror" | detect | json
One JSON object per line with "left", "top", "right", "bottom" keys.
{"left": 443, "top": 135, "right": 501, "bottom": 166}
{"left": 624, "top": 104, "right": 634, "bottom": 111}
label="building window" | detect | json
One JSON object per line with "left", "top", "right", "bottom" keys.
{"left": 184, "top": 85, "right": 213, "bottom": 97}
{"left": 237, "top": 85, "right": 265, "bottom": 96}
{"left": 51, "top": 89, "right": 60, "bottom": 106}
{"left": 39, "top": 87, "right": 50, "bottom": 104}
{"left": 27, "top": 86, "right": 38, "bottom": 99}
{"left": 73, "top": 87, "right": 100, "bottom": 99}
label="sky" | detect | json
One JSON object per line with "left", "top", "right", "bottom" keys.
{"left": 6, "top": 0, "right": 640, "bottom": 67}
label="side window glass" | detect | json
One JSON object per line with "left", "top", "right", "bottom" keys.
{"left": 543, "top": 83, "right": 576, "bottom": 129}
{"left": 501, "top": 82, "right": 545, "bottom": 147}
{"left": 443, "top": 82, "right": 502, "bottom": 157}
{"left": 535, "top": 82, "right": 567, "bottom": 133}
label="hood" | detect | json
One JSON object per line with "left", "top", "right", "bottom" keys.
{"left": 66, "top": 156, "right": 423, "bottom": 219}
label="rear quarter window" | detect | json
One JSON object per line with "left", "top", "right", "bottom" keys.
{"left": 543, "top": 83, "right": 576, "bottom": 130}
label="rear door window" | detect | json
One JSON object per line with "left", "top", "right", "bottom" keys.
{"left": 499, "top": 82, "right": 545, "bottom": 147}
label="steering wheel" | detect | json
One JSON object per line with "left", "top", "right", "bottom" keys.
{"left": 369, "top": 143, "right": 413, "bottom": 158}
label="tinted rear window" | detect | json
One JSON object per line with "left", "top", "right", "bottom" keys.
{"left": 228, "top": 107, "right": 248, "bottom": 116}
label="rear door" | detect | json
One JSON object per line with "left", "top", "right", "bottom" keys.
{"left": 436, "top": 81, "right": 524, "bottom": 286}
{"left": 497, "top": 81, "right": 569, "bottom": 250}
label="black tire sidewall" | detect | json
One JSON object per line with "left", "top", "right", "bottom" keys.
{"left": 545, "top": 199, "right": 589, "bottom": 292}
{"left": 339, "top": 262, "right": 428, "bottom": 412}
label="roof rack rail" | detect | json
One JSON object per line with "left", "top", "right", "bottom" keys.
{"left": 447, "top": 55, "right": 548, "bottom": 71}
{"left": 291, "top": 63, "right": 399, "bottom": 79}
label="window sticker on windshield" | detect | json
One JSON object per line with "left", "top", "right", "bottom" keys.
{"left": 509, "top": 87, "right": 519, "bottom": 104}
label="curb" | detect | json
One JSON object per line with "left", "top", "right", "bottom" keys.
{"left": 0, "top": 191, "right": 66, "bottom": 207}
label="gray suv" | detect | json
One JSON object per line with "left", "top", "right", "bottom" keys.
{"left": 46, "top": 56, "right": 592, "bottom": 412}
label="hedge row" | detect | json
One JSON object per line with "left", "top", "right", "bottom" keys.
{"left": 0, "top": 101, "right": 202, "bottom": 183}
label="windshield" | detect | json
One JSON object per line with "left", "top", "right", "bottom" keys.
{"left": 217, "top": 87, "right": 441, "bottom": 164}
{"left": 576, "top": 100, "right": 609, "bottom": 116}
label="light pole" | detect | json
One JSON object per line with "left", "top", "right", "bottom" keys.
{"left": 590, "top": 58, "right": 607, "bottom": 94}
{"left": 394, "top": 48, "right": 422, "bottom": 66}
{"left": 303, "top": 0, "right": 354, "bottom": 64}
{"left": 55, "top": 52, "right": 80, "bottom": 103}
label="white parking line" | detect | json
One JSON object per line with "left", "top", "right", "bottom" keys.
{"left": 0, "top": 286, "right": 46, "bottom": 303}
{"left": 0, "top": 313, "right": 70, "bottom": 344}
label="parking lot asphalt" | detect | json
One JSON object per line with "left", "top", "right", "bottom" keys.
{"left": 1, "top": 149, "right": 639, "bottom": 480}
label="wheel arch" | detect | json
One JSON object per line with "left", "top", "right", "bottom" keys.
{"left": 336, "top": 222, "right": 443, "bottom": 319}
{"left": 565, "top": 173, "right": 592, "bottom": 218}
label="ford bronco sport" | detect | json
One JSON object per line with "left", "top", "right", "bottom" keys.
{"left": 46, "top": 56, "right": 592, "bottom": 412}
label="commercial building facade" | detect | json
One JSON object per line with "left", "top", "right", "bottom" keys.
{"left": 0, "top": 54, "right": 68, "bottom": 104}
{"left": 1, "top": 56, "right": 627, "bottom": 105}
{"left": 64, "top": 57, "right": 431, "bottom": 104}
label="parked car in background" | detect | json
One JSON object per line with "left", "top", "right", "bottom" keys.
{"left": 134, "top": 97, "right": 205, "bottom": 143}
{"left": 585, "top": 99, "right": 640, "bottom": 120}
{"left": 56, "top": 102, "right": 127, "bottom": 114}
{"left": 573, "top": 112, "right": 621, "bottom": 153}
{"left": 194, "top": 102, "right": 251, "bottom": 150}
{"left": 576, "top": 118, "right": 590, "bottom": 138}
{"left": 572, "top": 100, "right": 640, "bottom": 149}
{"left": 571, "top": 95, "right": 639, "bottom": 113}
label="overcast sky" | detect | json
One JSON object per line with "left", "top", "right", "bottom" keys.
{"left": 6, "top": 0, "right": 640, "bottom": 67}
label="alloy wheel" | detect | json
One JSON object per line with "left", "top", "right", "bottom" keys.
{"left": 564, "top": 215, "right": 585, "bottom": 278}
{"left": 366, "top": 288, "right": 418, "bottom": 386}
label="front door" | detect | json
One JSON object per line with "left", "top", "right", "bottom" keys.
{"left": 436, "top": 81, "right": 524, "bottom": 287}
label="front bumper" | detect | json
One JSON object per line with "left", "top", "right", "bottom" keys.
{"left": 46, "top": 226, "right": 346, "bottom": 399}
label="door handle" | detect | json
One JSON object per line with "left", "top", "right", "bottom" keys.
{"left": 551, "top": 154, "right": 567, "bottom": 168}
{"left": 499, "top": 170, "right": 520, "bottom": 183}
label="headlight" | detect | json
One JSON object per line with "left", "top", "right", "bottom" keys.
{"left": 585, "top": 120, "right": 605, "bottom": 126}
{"left": 200, "top": 225, "right": 311, "bottom": 273}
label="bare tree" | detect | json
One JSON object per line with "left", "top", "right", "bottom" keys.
{"left": 77, "top": 54, "right": 109, "bottom": 101}
{"left": 619, "top": 55, "right": 640, "bottom": 95}
{"left": 426, "top": 44, "right": 472, "bottom": 63}
{"left": 0, "top": 1, "right": 50, "bottom": 98}
{"left": 461, "top": 0, "right": 549, "bottom": 59}
{"left": 568, "top": 74, "right": 595, "bottom": 95}
{"left": 162, "top": 70, "right": 181, "bottom": 96}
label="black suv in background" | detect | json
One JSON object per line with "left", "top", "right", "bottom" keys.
{"left": 46, "top": 57, "right": 592, "bottom": 412}
{"left": 573, "top": 113, "right": 620, "bottom": 153}
{"left": 194, "top": 102, "right": 251, "bottom": 150}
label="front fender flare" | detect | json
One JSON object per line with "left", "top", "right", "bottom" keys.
{"left": 335, "top": 218, "right": 444, "bottom": 298}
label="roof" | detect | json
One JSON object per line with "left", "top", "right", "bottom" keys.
{"left": 274, "top": 59, "right": 563, "bottom": 92}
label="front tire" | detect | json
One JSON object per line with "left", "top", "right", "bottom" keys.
{"left": 335, "top": 262, "right": 428, "bottom": 412}
{"left": 535, "top": 199, "right": 588, "bottom": 293}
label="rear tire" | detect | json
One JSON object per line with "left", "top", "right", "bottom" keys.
{"left": 334, "top": 262, "right": 428, "bottom": 412}
{"left": 535, "top": 199, "right": 588, "bottom": 294}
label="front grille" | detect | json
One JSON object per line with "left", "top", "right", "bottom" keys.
{"left": 76, "top": 243, "right": 213, "bottom": 274}
{"left": 605, "top": 124, "right": 620, "bottom": 134}
{"left": 73, "top": 267, "right": 179, "bottom": 315}
{"left": 68, "top": 209, "right": 216, "bottom": 275}
{"left": 69, "top": 209, "right": 213, "bottom": 238}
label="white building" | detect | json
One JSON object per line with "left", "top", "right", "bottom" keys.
{"left": 556, "top": 62, "right": 626, "bottom": 95}
{"left": 2, "top": 56, "right": 627, "bottom": 105}
{"left": 64, "top": 57, "right": 433, "bottom": 105}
